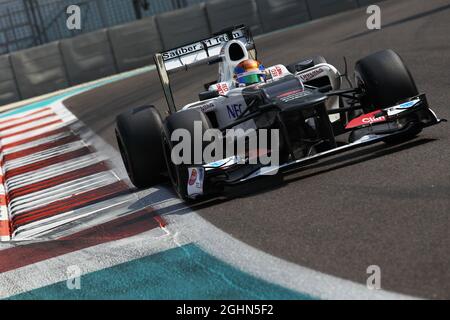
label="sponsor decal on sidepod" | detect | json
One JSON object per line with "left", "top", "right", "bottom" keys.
{"left": 188, "top": 168, "right": 198, "bottom": 186}
{"left": 187, "top": 167, "right": 205, "bottom": 197}
{"left": 299, "top": 68, "right": 324, "bottom": 82}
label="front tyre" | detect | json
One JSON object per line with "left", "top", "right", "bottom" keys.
{"left": 355, "top": 49, "right": 419, "bottom": 110}
{"left": 162, "top": 109, "right": 211, "bottom": 200}
{"left": 355, "top": 50, "right": 421, "bottom": 143}
{"left": 116, "top": 105, "right": 166, "bottom": 188}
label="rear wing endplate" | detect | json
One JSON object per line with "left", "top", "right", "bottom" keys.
{"left": 154, "top": 25, "right": 255, "bottom": 114}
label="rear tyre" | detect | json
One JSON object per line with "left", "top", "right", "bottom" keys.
{"left": 116, "top": 105, "right": 166, "bottom": 188}
{"left": 162, "top": 109, "right": 211, "bottom": 200}
{"left": 355, "top": 49, "right": 421, "bottom": 143}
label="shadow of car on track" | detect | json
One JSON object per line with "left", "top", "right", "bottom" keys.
{"left": 283, "top": 137, "right": 436, "bottom": 185}
{"left": 131, "top": 137, "right": 437, "bottom": 217}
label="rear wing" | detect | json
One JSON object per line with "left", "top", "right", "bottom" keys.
{"left": 154, "top": 25, "right": 256, "bottom": 113}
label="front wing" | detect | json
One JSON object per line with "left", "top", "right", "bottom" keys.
{"left": 185, "top": 94, "right": 444, "bottom": 199}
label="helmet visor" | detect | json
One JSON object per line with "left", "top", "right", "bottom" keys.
{"left": 237, "top": 74, "right": 263, "bottom": 85}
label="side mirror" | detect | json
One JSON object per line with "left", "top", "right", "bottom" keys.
{"left": 294, "top": 59, "right": 314, "bottom": 72}
{"left": 203, "top": 80, "right": 218, "bottom": 90}
{"left": 199, "top": 91, "right": 219, "bottom": 101}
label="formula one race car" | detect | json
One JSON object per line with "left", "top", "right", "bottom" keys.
{"left": 116, "top": 25, "right": 444, "bottom": 200}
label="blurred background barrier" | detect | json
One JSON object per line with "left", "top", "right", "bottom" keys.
{"left": 108, "top": 16, "right": 162, "bottom": 73}
{"left": 0, "top": 0, "right": 206, "bottom": 55}
{"left": 0, "top": 54, "right": 20, "bottom": 105}
{"left": 206, "top": 0, "right": 262, "bottom": 35}
{"left": 0, "top": 0, "right": 385, "bottom": 106}
{"left": 10, "top": 41, "right": 68, "bottom": 98}
{"left": 60, "top": 29, "right": 117, "bottom": 85}
{"left": 356, "top": 0, "right": 384, "bottom": 6}
{"left": 257, "top": 0, "right": 311, "bottom": 32}
{"left": 156, "top": 3, "right": 210, "bottom": 50}
{"left": 306, "top": 0, "right": 358, "bottom": 19}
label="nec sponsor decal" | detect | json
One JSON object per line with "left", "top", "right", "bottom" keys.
{"left": 300, "top": 68, "right": 324, "bottom": 82}
{"left": 227, "top": 104, "right": 243, "bottom": 119}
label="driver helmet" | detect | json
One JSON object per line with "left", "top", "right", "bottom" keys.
{"left": 234, "top": 59, "right": 266, "bottom": 86}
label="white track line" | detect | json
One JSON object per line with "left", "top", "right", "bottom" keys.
{"left": 5, "top": 154, "right": 102, "bottom": 189}
{"left": 4, "top": 142, "right": 86, "bottom": 170}
{"left": 1, "top": 123, "right": 66, "bottom": 146}
{"left": 0, "top": 117, "right": 60, "bottom": 137}
{"left": 2, "top": 132, "right": 73, "bottom": 154}
{"left": 12, "top": 193, "right": 137, "bottom": 240}
{"left": 9, "top": 172, "right": 118, "bottom": 214}
{"left": 0, "top": 109, "right": 54, "bottom": 125}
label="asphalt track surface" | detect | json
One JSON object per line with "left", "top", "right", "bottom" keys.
{"left": 65, "top": 0, "right": 450, "bottom": 299}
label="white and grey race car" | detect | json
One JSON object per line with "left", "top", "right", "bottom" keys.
{"left": 116, "top": 25, "right": 444, "bottom": 200}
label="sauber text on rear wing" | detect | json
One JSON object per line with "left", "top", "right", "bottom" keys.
{"left": 154, "top": 26, "right": 255, "bottom": 114}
